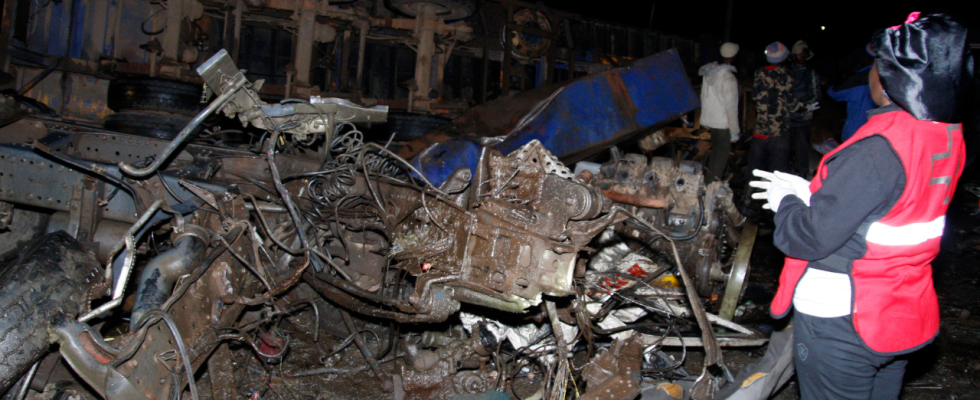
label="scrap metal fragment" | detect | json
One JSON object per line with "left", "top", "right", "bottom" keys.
{"left": 581, "top": 334, "right": 645, "bottom": 400}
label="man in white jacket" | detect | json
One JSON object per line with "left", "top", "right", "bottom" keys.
{"left": 699, "top": 42, "right": 741, "bottom": 181}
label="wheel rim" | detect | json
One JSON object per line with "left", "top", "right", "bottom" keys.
{"left": 718, "top": 222, "right": 758, "bottom": 321}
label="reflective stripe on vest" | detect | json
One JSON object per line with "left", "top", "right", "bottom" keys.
{"left": 865, "top": 216, "right": 945, "bottom": 246}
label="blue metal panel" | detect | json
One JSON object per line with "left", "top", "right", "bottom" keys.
{"left": 411, "top": 49, "right": 700, "bottom": 185}
{"left": 46, "top": 2, "right": 67, "bottom": 56}
{"left": 70, "top": 0, "right": 87, "bottom": 59}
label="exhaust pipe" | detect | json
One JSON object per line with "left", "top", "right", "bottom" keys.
{"left": 131, "top": 224, "right": 209, "bottom": 329}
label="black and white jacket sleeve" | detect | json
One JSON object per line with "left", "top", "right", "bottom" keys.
{"left": 773, "top": 135, "right": 906, "bottom": 261}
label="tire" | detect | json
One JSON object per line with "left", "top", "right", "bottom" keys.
{"left": 0, "top": 232, "right": 103, "bottom": 393}
{"left": 107, "top": 77, "right": 203, "bottom": 116}
{"left": 386, "top": 0, "right": 475, "bottom": 20}
{"left": 0, "top": 207, "right": 50, "bottom": 263}
{"left": 104, "top": 111, "right": 196, "bottom": 140}
{"left": 386, "top": 112, "right": 452, "bottom": 142}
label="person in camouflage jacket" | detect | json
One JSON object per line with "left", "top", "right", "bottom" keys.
{"left": 744, "top": 41, "right": 795, "bottom": 186}
{"left": 787, "top": 40, "right": 822, "bottom": 177}
{"left": 753, "top": 59, "right": 795, "bottom": 137}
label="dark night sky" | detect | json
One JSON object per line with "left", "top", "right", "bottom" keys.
{"left": 544, "top": 0, "right": 979, "bottom": 60}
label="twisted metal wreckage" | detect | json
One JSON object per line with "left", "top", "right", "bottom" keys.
{"left": 0, "top": 49, "right": 764, "bottom": 400}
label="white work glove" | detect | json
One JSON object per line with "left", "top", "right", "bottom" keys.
{"left": 730, "top": 132, "right": 740, "bottom": 143}
{"left": 748, "top": 170, "right": 812, "bottom": 212}
{"left": 805, "top": 101, "right": 821, "bottom": 112}
{"left": 774, "top": 170, "right": 812, "bottom": 206}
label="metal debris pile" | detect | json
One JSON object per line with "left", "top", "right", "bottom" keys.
{"left": 0, "top": 50, "right": 764, "bottom": 400}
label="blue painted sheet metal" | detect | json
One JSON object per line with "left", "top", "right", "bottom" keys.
{"left": 70, "top": 0, "right": 87, "bottom": 59}
{"left": 23, "top": 0, "right": 154, "bottom": 64}
{"left": 411, "top": 49, "right": 700, "bottom": 185}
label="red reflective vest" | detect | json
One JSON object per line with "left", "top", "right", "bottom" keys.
{"left": 770, "top": 108, "right": 964, "bottom": 354}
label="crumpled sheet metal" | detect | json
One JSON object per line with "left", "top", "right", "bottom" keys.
{"left": 410, "top": 49, "right": 700, "bottom": 186}
{"left": 458, "top": 311, "right": 579, "bottom": 353}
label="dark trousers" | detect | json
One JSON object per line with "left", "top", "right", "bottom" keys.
{"left": 789, "top": 123, "right": 812, "bottom": 177}
{"left": 794, "top": 310, "right": 907, "bottom": 400}
{"left": 744, "top": 133, "right": 790, "bottom": 183}
{"left": 706, "top": 128, "right": 731, "bottom": 181}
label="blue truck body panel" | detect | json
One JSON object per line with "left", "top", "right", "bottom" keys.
{"left": 411, "top": 49, "right": 700, "bottom": 185}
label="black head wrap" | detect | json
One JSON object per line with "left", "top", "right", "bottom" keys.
{"left": 872, "top": 12, "right": 974, "bottom": 123}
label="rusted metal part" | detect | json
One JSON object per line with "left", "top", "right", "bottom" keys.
{"left": 311, "top": 268, "right": 418, "bottom": 313}
{"left": 49, "top": 314, "right": 149, "bottom": 400}
{"left": 303, "top": 272, "right": 458, "bottom": 323}
{"left": 130, "top": 223, "right": 209, "bottom": 329}
{"left": 388, "top": 141, "right": 609, "bottom": 311}
{"left": 0, "top": 110, "right": 279, "bottom": 397}
{"left": 438, "top": 167, "right": 473, "bottom": 201}
{"left": 595, "top": 155, "right": 701, "bottom": 220}
{"left": 596, "top": 154, "right": 746, "bottom": 298}
{"left": 67, "top": 176, "right": 103, "bottom": 242}
{"left": 581, "top": 334, "right": 644, "bottom": 400}
{"left": 397, "top": 333, "right": 494, "bottom": 399}
{"left": 120, "top": 212, "right": 251, "bottom": 399}
{"left": 601, "top": 190, "right": 669, "bottom": 208}
{"left": 567, "top": 214, "right": 632, "bottom": 250}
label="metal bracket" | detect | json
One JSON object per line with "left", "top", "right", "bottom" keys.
{"left": 67, "top": 185, "right": 83, "bottom": 238}
{"left": 67, "top": 177, "right": 103, "bottom": 242}
{"left": 79, "top": 200, "right": 166, "bottom": 322}
{"left": 179, "top": 179, "right": 220, "bottom": 210}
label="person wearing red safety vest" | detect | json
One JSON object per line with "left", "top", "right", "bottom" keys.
{"left": 749, "top": 12, "right": 973, "bottom": 400}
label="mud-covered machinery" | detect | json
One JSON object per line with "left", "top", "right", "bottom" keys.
{"left": 592, "top": 154, "right": 747, "bottom": 297}
{"left": 301, "top": 139, "right": 617, "bottom": 324}
{"left": 0, "top": 50, "right": 760, "bottom": 400}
